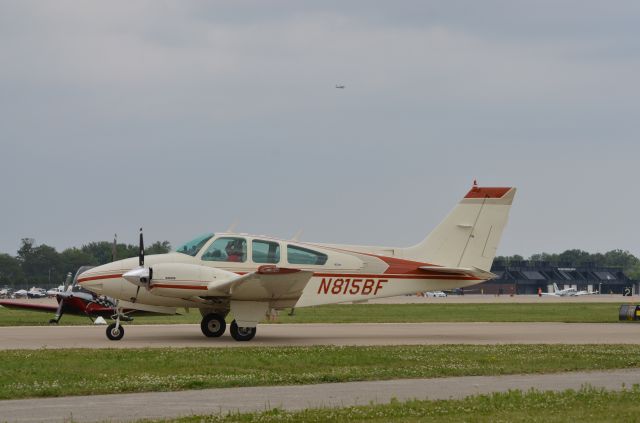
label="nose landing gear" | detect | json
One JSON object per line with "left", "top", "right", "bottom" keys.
{"left": 106, "top": 322, "right": 125, "bottom": 341}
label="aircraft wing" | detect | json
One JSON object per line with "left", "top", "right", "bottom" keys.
{"left": 419, "top": 266, "right": 497, "bottom": 280}
{"left": 573, "top": 291, "right": 597, "bottom": 296}
{"left": 0, "top": 300, "right": 58, "bottom": 313}
{"left": 118, "top": 300, "right": 179, "bottom": 316}
{"left": 207, "top": 266, "right": 314, "bottom": 301}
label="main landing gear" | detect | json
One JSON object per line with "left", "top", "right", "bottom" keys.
{"left": 200, "top": 313, "right": 226, "bottom": 337}
{"left": 199, "top": 314, "right": 256, "bottom": 341}
{"left": 230, "top": 320, "right": 256, "bottom": 342}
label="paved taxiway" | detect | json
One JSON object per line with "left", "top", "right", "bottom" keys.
{"left": 2, "top": 369, "right": 639, "bottom": 422}
{"left": 1, "top": 321, "right": 639, "bottom": 349}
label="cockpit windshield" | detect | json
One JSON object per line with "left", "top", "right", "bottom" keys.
{"left": 175, "top": 233, "right": 214, "bottom": 257}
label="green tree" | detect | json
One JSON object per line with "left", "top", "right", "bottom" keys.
{"left": 59, "top": 248, "right": 99, "bottom": 279}
{"left": 602, "top": 249, "right": 639, "bottom": 269}
{"left": 80, "top": 242, "right": 117, "bottom": 265}
{"left": 17, "top": 239, "right": 61, "bottom": 287}
{"left": 0, "top": 254, "right": 25, "bottom": 288}
{"left": 80, "top": 240, "right": 171, "bottom": 265}
{"left": 147, "top": 241, "right": 171, "bottom": 255}
{"left": 556, "top": 249, "right": 591, "bottom": 266}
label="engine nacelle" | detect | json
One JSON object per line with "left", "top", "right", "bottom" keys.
{"left": 146, "top": 263, "right": 236, "bottom": 298}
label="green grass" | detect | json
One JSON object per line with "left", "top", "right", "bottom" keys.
{"left": 0, "top": 302, "right": 631, "bottom": 326}
{"left": 2, "top": 344, "right": 640, "bottom": 400}
{"left": 276, "top": 303, "right": 624, "bottom": 323}
{"left": 162, "top": 387, "right": 640, "bottom": 422}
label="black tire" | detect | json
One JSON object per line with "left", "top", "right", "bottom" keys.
{"left": 230, "top": 320, "right": 256, "bottom": 341}
{"left": 200, "top": 313, "right": 226, "bottom": 337}
{"left": 106, "top": 323, "right": 125, "bottom": 341}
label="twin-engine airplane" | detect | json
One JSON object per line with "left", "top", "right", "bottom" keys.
{"left": 78, "top": 183, "right": 516, "bottom": 342}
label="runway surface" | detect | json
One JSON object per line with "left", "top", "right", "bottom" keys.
{"left": 1, "top": 321, "right": 640, "bottom": 349}
{"left": 2, "top": 369, "right": 639, "bottom": 422}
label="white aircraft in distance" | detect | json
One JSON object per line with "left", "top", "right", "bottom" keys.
{"left": 542, "top": 283, "right": 598, "bottom": 297}
{"left": 335, "top": 84, "right": 345, "bottom": 89}
{"left": 78, "top": 183, "right": 516, "bottom": 342}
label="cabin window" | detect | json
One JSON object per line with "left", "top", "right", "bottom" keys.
{"left": 287, "top": 245, "right": 328, "bottom": 265}
{"left": 175, "top": 233, "right": 214, "bottom": 257}
{"left": 201, "top": 237, "right": 247, "bottom": 262}
{"left": 252, "top": 240, "right": 280, "bottom": 264}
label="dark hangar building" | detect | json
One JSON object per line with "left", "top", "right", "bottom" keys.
{"left": 481, "top": 260, "right": 638, "bottom": 295}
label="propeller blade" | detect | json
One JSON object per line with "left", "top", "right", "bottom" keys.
{"left": 50, "top": 295, "right": 65, "bottom": 324}
{"left": 63, "top": 272, "right": 72, "bottom": 292}
{"left": 139, "top": 227, "right": 144, "bottom": 267}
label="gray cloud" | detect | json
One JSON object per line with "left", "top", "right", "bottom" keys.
{"left": 0, "top": 1, "right": 639, "bottom": 258}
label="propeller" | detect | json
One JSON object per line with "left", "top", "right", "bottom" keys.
{"left": 124, "top": 228, "right": 153, "bottom": 302}
{"left": 49, "top": 266, "right": 96, "bottom": 324}
{"left": 49, "top": 272, "right": 73, "bottom": 324}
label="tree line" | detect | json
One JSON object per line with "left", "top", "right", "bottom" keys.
{"left": 1, "top": 240, "right": 638, "bottom": 289}
{"left": 494, "top": 249, "right": 640, "bottom": 279}
{"left": 0, "top": 238, "right": 171, "bottom": 288}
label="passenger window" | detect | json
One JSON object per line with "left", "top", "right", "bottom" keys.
{"left": 201, "top": 237, "right": 247, "bottom": 262}
{"left": 287, "top": 245, "right": 328, "bottom": 265}
{"left": 252, "top": 240, "right": 280, "bottom": 264}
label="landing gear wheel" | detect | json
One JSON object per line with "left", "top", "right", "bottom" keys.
{"left": 230, "top": 320, "right": 256, "bottom": 342}
{"left": 106, "top": 323, "right": 125, "bottom": 341}
{"left": 200, "top": 313, "right": 226, "bottom": 338}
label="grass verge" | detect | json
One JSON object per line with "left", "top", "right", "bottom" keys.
{"left": 163, "top": 387, "right": 640, "bottom": 422}
{"left": 1, "top": 344, "right": 640, "bottom": 400}
{"left": 0, "top": 302, "right": 631, "bottom": 326}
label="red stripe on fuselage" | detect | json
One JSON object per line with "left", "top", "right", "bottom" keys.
{"left": 150, "top": 284, "right": 208, "bottom": 290}
{"left": 77, "top": 273, "right": 123, "bottom": 283}
{"left": 312, "top": 273, "right": 478, "bottom": 280}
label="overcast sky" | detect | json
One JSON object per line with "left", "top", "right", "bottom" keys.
{"left": 1, "top": 1, "right": 639, "bottom": 258}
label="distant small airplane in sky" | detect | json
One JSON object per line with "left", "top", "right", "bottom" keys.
{"left": 335, "top": 84, "right": 345, "bottom": 89}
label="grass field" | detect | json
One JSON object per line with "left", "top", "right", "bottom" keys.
{"left": 167, "top": 387, "right": 640, "bottom": 423}
{"left": 0, "top": 302, "right": 630, "bottom": 326}
{"left": 2, "top": 344, "right": 640, "bottom": 400}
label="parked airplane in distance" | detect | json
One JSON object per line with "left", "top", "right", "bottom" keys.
{"left": 541, "top": 283, "right": 598, "bottom": 297}
{"left": 77, "top": 183, "right": 516, "bottom": 342}
{"left": 0, "top": 268, "right": 180, "bottom": 324}
{"left": 335, "top": 84, "right": 345, "bottom": 89}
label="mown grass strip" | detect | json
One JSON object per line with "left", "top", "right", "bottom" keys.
{"left": 163, "top": 387, "right": 640, "bottom": 423}
{"left": 0, "top": 302, "right": 630, "bottom": 326}
{"left": 2, "top": 345, "right": 640, "bottom": 400}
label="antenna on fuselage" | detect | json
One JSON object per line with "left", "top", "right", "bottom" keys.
{"left": 226, "top": 220, "right": 239, "bottom": 233}
{"left": 291, "top": 229, "right": 303, "bottom": 241}
{"left": 112, "top": 234, "right": 117, "bottom": 262}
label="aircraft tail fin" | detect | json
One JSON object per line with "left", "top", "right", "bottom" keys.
{"left": 553, "top": 283, "right": 559, "bottom": 293}
{"left": 400, "top": 185, "right": 516, "bottom": 273}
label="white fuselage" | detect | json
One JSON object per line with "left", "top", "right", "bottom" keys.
{"left": 78, "top": 234, "right": 484, "bottom": 311}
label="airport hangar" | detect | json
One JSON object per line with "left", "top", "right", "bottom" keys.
{"left": 478, "top": 260, "right": 639, "bottom": 295}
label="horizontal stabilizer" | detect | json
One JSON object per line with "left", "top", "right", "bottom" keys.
{"left": 419, "top": 266, "right": 497, "bottom": 280}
